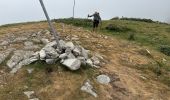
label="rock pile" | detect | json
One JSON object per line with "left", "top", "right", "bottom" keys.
{"left": 37, "top": 39, "right": 101, "bottom": 71}
{"left": 5, "top": 39, "right": 102, "bottom": 73}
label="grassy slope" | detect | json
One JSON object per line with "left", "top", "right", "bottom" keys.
{"left": 54, "top": 18, "right": 170, "bottom": 85}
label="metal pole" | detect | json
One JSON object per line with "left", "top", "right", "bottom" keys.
{"left": 73, "top": 0, "right": 75, "bottom": 18}
{"left": 39, "top": 0, "right": 61, "bottom": 49}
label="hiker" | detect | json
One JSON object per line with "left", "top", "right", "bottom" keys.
{"left": 88, "top": 12, "right": 101, "bottom": 32}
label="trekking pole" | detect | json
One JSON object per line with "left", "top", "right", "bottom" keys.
{"left": 39, "top": 0, "right": 61, "bottom": 49}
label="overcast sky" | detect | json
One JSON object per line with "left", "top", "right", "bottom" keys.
{"left": 0, "top": 0, "right": 170, "bottom": 25}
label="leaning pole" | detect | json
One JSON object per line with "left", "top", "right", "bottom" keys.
{"left": 39, "top": 0, "right": 61, "bottom": 49}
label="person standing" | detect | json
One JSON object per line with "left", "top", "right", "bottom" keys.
{"left": 88, "top": 12, "right": 102, "bottom": 32}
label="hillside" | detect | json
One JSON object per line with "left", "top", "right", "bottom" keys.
{"left": 0, "top": 19, "right": 170, "bottom": 100}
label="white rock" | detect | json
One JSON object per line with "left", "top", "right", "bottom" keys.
{"left": 65, "top": 42, "right": 75, "bottom": 50}
{"left": 39, "top": 49, "right": 46, "bottom": 60}
{"left": 62, "top": 59, "right": 81, "bottom": 70}
{"left": 24, "top": 91, "right": 35, "bottom": 99}
{"left": 96, "top": 74, "right": 111, "bottom": 84}
{"left": 27, "top": 68, "right": 34, "bottom": 74}
{"left": 59, "top": 53, "right": 67, "bottom": 59}
{"left": 81, "top": 80, "right": 98, "bottom": 98}
{"left": 86, "top": 59, "right": 93, "bottom": 66}
{"left": 7, "top": 50, "right": 34, "bottom": 69}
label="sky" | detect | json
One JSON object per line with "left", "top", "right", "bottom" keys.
{"left": 0, "top": 0, "right": 170, "bottom": 25}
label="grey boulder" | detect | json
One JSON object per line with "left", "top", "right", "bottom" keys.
{"left": 62, "top": 58, "right": 81, "bottom": 71}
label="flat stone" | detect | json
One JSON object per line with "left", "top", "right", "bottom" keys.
{"left": 81, "top": 80, "right": 98, "bottom": 98}
{"left": 45, "top": 59, "right": 56, "bottom": 64}
{"left": 59, "top": 53, "right": 67, "bottom": 59}
{"left": 0, "top": 48, "right": 14, "bottom": 64}
{"left": 0, "top": 41, "right": 9, "bottom": 46}
{"left": 7, "top": 50, "right": 34, "bottom": 73}
{"left": 96, "top": 74, "right": 111, "bottom": 84}
{"left": 62, "top": 58, "right": 81, "bottom": 71}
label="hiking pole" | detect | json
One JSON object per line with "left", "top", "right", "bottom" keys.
{"left": 39, "top": 0, "right": 61, "bottom": 49}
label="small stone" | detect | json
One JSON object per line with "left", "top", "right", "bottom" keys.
{"left": 29, "top": 98, "right": 39, "bottom": 100}
{"left": 45, "top": 59, "right": 56, "bottom": 64}
{"left": 39, "top": 50, "right": 46, "bottom": 60}
{"left": 65, "top": 42, "right": 75, "bottom": 50}
{"left": 81, "top": 80, "right": 98, "bottom": 98}
{"left": 97, "top": 74, "right": 111, "bottom": 84}
{"left": 81, "top": 47, "right": 88, "bottom": 59}
{"left": 86, "top": 59, "right": 93, "bottom": 66}
{"left": 27, "top": 68, "right": 34, "bottom": 74}
{"left": 24, "top": 91, "right": 35, "bottom": 99}
{"left": 59, "top": 53, "right": 67, "bottom": 59}
{"left": 62, "top": 58, "right": 81, "bottom": 71}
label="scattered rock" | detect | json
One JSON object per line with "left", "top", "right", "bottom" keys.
{"left": 81, "top": 80, "right": 98, "bottom": 98}
{"left": 24, "top": 91, "right": 35, "bottom": 99}
{"left": 62, "top": 58, "right": 81, "bottom": 70}
{"left": 86, "top": 59, "right": 93, "bottom": 66}
{"left": 96, "top": 74, "right": 111, "bottom": 84}
{"left": 27, "top": 68, "right": 34, "bottom": 74}
{"left": 13, "top": 37, "right": 27, "bottom": 42}
{"left": 0, "top": 48, "right": 14, "bottom": 64}
{"left": 7, "top": 50, "right": 34, "bottom": 74}
{"left": 0, "top": 41, "right": 9, "bottom": 46}
{"left": 91, "top": 56, "right": 100, "bottom": 66}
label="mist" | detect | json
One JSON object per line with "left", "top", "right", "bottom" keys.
{"left": 0, "top": 0, "right": 170, "bottom": 25}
